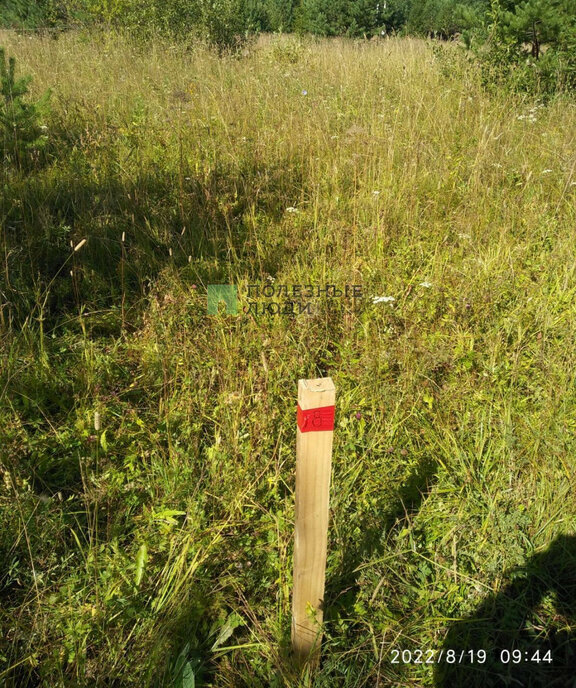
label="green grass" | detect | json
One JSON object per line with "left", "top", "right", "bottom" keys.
{"left": 1, "top": 29, "right": 576, "bottom": 687}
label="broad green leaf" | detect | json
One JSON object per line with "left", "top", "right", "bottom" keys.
{"left": 134, "top": 543, "right": 148, "bottom": 587}
{"left": 152, "top": 509, "right": 186, "bottom": 525}
{"left": 181, "top": 661, "right": 195, "bottom": 688}
{"left": 211, "top": 612, "right": 245, "bottom": 651}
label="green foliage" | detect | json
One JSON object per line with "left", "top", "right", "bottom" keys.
{"left": 0, "top": 0, "right": 86, "bottom": 30}
{"left": 74, "top": 0, "right": 201, "bottom": 39}
{"left": 0, "top": 0, "right": 49, "bottom": 29}
{"left": 294, "top": 0, "right": 385, "bottom": 37}
{"left": 0, "top": 0, "right": 495, "bottom": 42}
{"left": 0, "top": 0, "right": 256, "bottom": 52}
{"left": 292, "top": 0, "right": 490, "bottom": 38}
{"left": 495, "top": 0, "right": 564, "bottom": 58}
{"left": 265, "top": 0, "right": 297, "bottom": 32}
{"left": 408, "top": 0, "right": 489, "bottom": 37}
{"left": 0, "top": 47, "right": 50, "bottom": 171}
{"left": 473, "top": 0, "right": 576, "bottom": 94}
{"left": 84, "top": 0, "right": 258, "bottom": 53}
{"left": 380, "top": 0, "right": 412, "bottom": 33}
{"left": 198, "top": 0, "right": 255, "bottom": 54}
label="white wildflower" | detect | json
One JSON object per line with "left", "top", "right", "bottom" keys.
{"left": 372, "top": 295, "right": 395, "bottom": 303}
{"left": 542, "top": 169, "right": 553, "bottom": 174}
{"left": 372, "top": 190, "right": 380, "bottom": 196}
{"left": 285, "top": 207, "right": 299, "bottom": 213}
{"left": 419, "top": 281, "right": 432, "bottom": 288}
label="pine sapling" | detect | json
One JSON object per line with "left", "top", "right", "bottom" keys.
{"left": 0, "top": 47, "right": 51, "bottom": 172}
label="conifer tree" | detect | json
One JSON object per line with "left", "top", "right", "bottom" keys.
{"left": 496, "top": 0, "right": 564, "bottom": 58}
{"left": 0, "top": 48, "right": 50, "bottom": 171}
{"left": 478, "top": 0, "right": 576, "bottom": 93}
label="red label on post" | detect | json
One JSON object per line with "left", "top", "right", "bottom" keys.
{"left": 297, "top": 403, "right": 335, "bottom": 433}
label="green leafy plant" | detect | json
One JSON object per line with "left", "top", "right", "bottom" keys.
{"left": 198, "top": 0, "right": 255, "bottom": 55}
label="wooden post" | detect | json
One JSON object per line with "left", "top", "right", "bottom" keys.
{"left": 292, "top": 376, "right": 336, "bottom": 666}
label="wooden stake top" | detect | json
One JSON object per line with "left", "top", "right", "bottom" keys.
{"left": 297, "top": 377, "right": 336, "bottom": 410}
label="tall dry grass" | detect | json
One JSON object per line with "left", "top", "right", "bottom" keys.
{"left": 1, "top": 29, "right": 576, "bottom": 687}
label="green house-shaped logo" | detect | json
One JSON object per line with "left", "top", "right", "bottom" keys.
{"left": 207, "top": 284, "right": 238, "bottom": 315}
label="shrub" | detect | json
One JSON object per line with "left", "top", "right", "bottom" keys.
{"left": 198, "top": 0, "right": 255, "bottom": 55}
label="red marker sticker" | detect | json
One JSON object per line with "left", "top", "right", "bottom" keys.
{"left": 297, "top": 403, "right": 336, "bottom": 433}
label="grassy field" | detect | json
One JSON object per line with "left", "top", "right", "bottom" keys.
{"left": 1, "top": 29, "right": 576, "bottom": 687}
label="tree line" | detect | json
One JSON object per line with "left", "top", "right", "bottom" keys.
{"left": 1, "top": 1, "right": 575, "bottom": 94}
{"left": 0, "top": 0, "right": 521, "bottom": 40}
